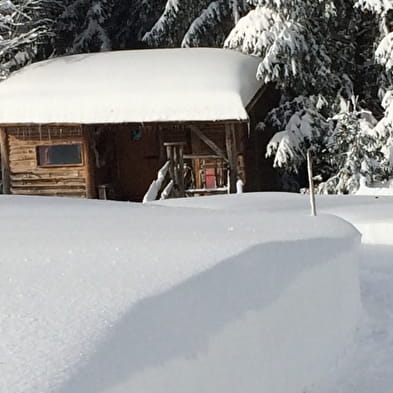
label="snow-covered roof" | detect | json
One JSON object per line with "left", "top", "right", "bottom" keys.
{"left": 0, "top": 48, "right": 264, "bottom": 124}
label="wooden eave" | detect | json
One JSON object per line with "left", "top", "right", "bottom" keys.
{"left": 0, "top": 118, "right": 250, "bottom": 128}
{"left": 246, "top": 85, "right": 267, "bottom": 114}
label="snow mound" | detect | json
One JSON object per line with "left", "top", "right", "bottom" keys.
{"left": 0, "top": 48, "right": 263, "bottom": 124}
{"left": 0, "top": 195, "right": 361, "bottom": 393}
{"left": 356, "top": 180, "right": 393, "bottom": 196}
{"left": 157, "top": 192, "right": 393, "bottom": 246}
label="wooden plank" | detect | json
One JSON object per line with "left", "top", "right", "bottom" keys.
{"left": 9, "top": 146, "right": 36, "bottom": 154}
{"left": 0, "top": 128, "right": 11, "bottom": 194}
{"left": 184, "top": 154, "right": 223, "bottom": 160}
{"left": 1, "top": 123, "right": 83, "bottom": 127}
{"left": 11, "top": 180, "right": 86, "bottom": 187}
{"left": 189, "top": 125, "right": 228, "bottom": 163}
{"left": 11, "top": 174, "right": 85, "bottom": 182}
{"left": 0, "top": 120, "right": 249, "bottom": 128}
{"left": 165, "top": 144, "right": 176, "bottom": 195}
{"left": 9, "top": 153, "right": 36, "bottom": 162}
{"left": 157, "top": 125, "right": 166, "bottom": 164}
{"left": 225, "top": 124, "right": 238, "bottom": 193}
{"left": 10, "top": 167, "right": 84, "bottom": 176}
{"left": 178, "top": 144, "right": 185, "bottom": 197}
{"left": 82, "top": 128, "right": 96, "bottom": 198}
{"left": 8, "top": 134, "right": 80, "bottom": 141}
{"left": 11, "top": 186, "right": 86, "bottom": 194}
{"left": 10, "top": 161, "right": 38, "bottom": 172}
{"left": 11, "top": 189, "right": 86, "bottom": 197}
{"left": 10, "top": 173, "right": 84, "bottom": 181}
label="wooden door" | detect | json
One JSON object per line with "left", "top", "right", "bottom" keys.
{"left": 114, "top": 126, "right": 161, "bottom": 201}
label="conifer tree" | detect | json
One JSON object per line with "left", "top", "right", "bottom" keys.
{"left": 0, "top": 0, "right": 54, "bottom": 79}
{"left": 143, "top": 0, "right": 248, "bottom": 48}
{"left": 226, "top": 0, "right": 391, "bottom": 192}
{"left": 318, "top": 97, "right": 390, "bottom": 193}
{"left": 55, "top": 0, "right": 114, "bottom": 54}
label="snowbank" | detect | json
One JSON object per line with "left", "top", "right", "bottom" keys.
{"left": 157, "top": 192, "right": 393, "bottom": 246}
{"left": 0, "top": 195, "right": 361, "bottom": 393}
{"left": 356, "top": 179, "right": 393, "bottom": 196}
{"left": 0, "top": 48, "right": 263, "bottom": 124}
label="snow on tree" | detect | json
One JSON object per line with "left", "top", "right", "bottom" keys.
{"left": 109, "top": 0, "right": 164, "bottom": 49}
{"left": 354, "top": 1, "right": 393, "bottom": 172}
{"left": 225, "top": 0, "right": 391, "bottom": 192}
{"left": 354, "top": 0, "right": 392, "bottom": 15}
{"left": 53, "top": 0, "right": 249, "bottom": 55}
{"left": 263, "top": 95, "right": 331, "bottom": 172}
{"left": 55, "top": 0, "right": 114, "bottom": 54}
{"left": 318, "top": 97, "right": 390, "bottom": 193}
{"left": 143, "top": 0, "right": 249, "bottom": 48}
{"left": 0, "top": 0, "right": 53, "bottom": 79}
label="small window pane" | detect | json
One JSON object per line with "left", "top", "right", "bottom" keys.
{"left": 37, "top": 144, "right": 82, "bottom": 166}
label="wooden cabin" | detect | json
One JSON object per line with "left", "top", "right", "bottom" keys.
{"left": 0, "top": 48, "right": 279, "bottom": 201}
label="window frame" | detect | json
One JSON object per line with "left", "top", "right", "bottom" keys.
{"left": 36, "top": 142, "right": 84, "bottom": 168}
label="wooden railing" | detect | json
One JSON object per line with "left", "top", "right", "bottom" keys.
{"left": 143, "top": 138, "right": 240, "bottom": 202}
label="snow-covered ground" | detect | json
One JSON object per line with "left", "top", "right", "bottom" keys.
{"left": 313, "top": 245, "right": 393, "bottom": 393}
{"left": 157, "top": 193, "right": 393, "bottom": 393}
{"left": 0, "top": 192, "right": 392, "bottom": 393}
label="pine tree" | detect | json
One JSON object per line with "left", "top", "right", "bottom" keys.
{"left": 0, "top": 0, "right": 54, "bottom": 79}
{"left": 225, "top": 0, "right": 391, "bottom": 192}
{"left": 355, "top": 0, "right": 393, "bottom": 172}
{"left": 55, "top": 0, "right": 114, "bottom": 54}
{"left": 142, "top": 0, "right": 248, "bottom": 48}
{"left": 318, "top": 97, "right": 390, "bottom": 193}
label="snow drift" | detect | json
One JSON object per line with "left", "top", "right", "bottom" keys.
{"left": 0, "top": 194, "right": 361, "bottom": 393}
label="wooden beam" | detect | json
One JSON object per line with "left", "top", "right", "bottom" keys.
{"left": 0, "top": 128, "right": 11, "bottom": 194}
{"left": 164, "top": 142, "right": 185, "bottom": 198}
{"left": 0, "top": 119, "right": 249, "bottom": 129}
{"left": 178, "top": 143, "right": 185, "bottom": 197}
{"left": 245, "top": 85, "right": 267, "bottom": 113}
{"left": 189, "top": 125, "right": 228, "bottom": 163}
{"left": 82, "top": 127, "right": 96, "bottom": 199}
{"left": 225, "top": 124, "right": 238, "bottom": 193}
{"left": 184, "top": 154, "right": 223, "bottom": 160}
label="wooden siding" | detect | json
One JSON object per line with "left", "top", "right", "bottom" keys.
{"left": 6, "top": 126, "right": 89, "bottom": 197}
{"left": 1, "top": 120, "right": 250, "bottom": 201}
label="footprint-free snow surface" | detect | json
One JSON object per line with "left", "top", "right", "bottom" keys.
{"left": 157, "top": 192, "right": 393, "bottom": 393}
{"left": 0, "top": 192, "right": 390, "bottom": 393}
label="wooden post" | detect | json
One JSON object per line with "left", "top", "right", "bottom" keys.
{"left": 82, "top": 127, "right": 96, "bottom": 199}
{"left": 0, "top": 128, "right": 11, "bottom": 194}
{"left": 164, "top": 142, "right": 185, "bottom": 198}
{"left": 307, "top": 149, "right": 317, "bottom": 216}
{"left": 225, "top": 124, "right": 238, "bottom": 193}
{"left": 165, "top": 144, "right": 175, "bottom": 192}
{"left": 178, "top": 144, "right": 185, "bottom": 197}
{"left": 157, "top": 125, "right": 166, "bottom": 164}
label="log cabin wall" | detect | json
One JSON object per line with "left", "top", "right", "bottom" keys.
{"left": 4, "top": 126, "right": 92, "bottom": 198}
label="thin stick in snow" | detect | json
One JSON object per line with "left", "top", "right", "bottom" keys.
{"left": 307, "top": 149, "right": 317, "bottom": 216}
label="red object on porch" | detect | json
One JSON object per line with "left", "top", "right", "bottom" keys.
{"left": 205, "top": 168, "right": 216, "bottom": 189}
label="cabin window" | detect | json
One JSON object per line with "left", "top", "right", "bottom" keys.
{"left": 37, "top": 144, "right": 82, "bottom": 166}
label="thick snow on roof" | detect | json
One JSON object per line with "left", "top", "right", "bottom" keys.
{"left": 0, "top": 48, "right": 264, "bottom": 124}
